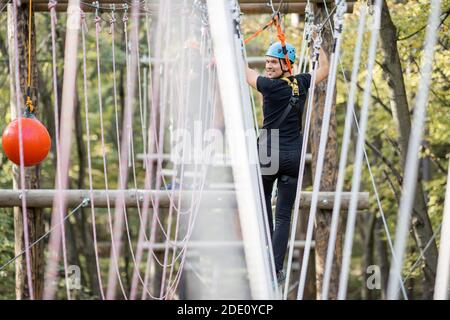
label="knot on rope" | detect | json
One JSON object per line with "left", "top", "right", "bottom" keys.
{"left": 25, "top": 95, "right": 34, "bottom": 113}
{"left": 94, "top": 15, "right": 102, "bottom": 30}
{"left": 109, "top": 16, "right": 116, "bottom": 34}
{"left": 47, "top": 0, "right": 57, "bottom": 11}
{"left": 80, "top": 10, "right": 89, "bottom": 32}
{"left": 122, "top": 3, "right": 129, "bottom": 24}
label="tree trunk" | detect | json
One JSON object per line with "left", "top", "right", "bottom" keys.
{"left": 379, "top": 0, "right": 437, "bottom": 299}
{"left": 8, "top": 3, "right": 44, "bottom": 300}
{"left": 310, "top": 3, "right": 341, "bottom": 300}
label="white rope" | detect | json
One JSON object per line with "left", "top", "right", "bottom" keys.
{"left": 338, "top": 0, "right": 383, "bottom": 300}
{"left": 283, "top": 30, "right": 322, "bottom": 301}
{"left": 107, "top": 5, "right": 163, "bottom": 300}
{"left": 387, "top": 0, "right": 442, "bottom": 300}
{"left": 321, "top": 1, "right": 407, "bottom": 298}
{"left": 295, "top": 0, "right": 312, "bottom": 74}
{"left": 321, "top": 2, "right": 366, "bottom": 300}
{"left": 0, "top": 198, "right": 89, "bottom": 272}
{"left": 236, "top": 2, "right": 279, "bottom": 295}
{"left": 296, "top": 0, "right": 347, "bottom": 300}
{"left": 434, "top": 158, "right": 450, "bottom": 299}
{"left": 80, "top": 12, "right": 105, "bottom": 300}
{"left": 91, "top": 8, "right": 128, "bottom": 299}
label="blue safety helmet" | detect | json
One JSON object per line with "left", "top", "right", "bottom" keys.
{"left": 266, "top": 42, "right": 296, "bottom": 64}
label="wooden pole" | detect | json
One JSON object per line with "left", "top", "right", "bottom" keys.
{"left": 27, "top": 2, "right": 355, "bottom": 14}
{"left": 0, "top": 189, "right": 370, "bottom": 210}
{"left": 7, "top": 2, "right": 44, "bottom": 300}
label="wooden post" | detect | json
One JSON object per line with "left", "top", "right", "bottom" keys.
{"left": 309, "top": 3, "right": 341, "bottom": 299}
{"left": 7, "top": 2, "right": 44, "bottom": 300}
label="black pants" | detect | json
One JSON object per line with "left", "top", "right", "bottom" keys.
{"left": 259, "top": 147, "right": 301, "bottom": 273}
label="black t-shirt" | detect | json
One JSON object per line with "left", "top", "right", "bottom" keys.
{"left": 256, "top": 73, "right": 311, "bottom": 151}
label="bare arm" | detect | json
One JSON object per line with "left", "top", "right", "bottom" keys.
{"left": 314, "top": 46, "right": 329, "bottom": 85}
{"left": 246, "top": 66, "right": 259, "bottom": 89}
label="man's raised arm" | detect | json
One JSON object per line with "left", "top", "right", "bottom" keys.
{"left": 246, "top": 66, "right": 259, "bottom": 89}
{"left": 314, "top": 46, "right": 329, "bottom": 84}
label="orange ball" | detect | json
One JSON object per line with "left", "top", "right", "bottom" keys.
{"left": 2, "top": 117, "right": 51, "bottom": 167}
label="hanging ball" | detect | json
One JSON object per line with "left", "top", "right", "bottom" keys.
{"left": 1, "top": 117, "right": 51, "bottom": 167}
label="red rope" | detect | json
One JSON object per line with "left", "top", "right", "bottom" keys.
{"left": 274, "top": 15, "right": 293, "bottom": 75}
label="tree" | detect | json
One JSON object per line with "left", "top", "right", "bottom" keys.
{"left": 379, "top": 0, "right": 438, "bottom": 299}
{"left": 7, "top": 3, "right": 44, "bottom": 299}
{"left": 310, "top": 3, "right": 342, "bottom": 300}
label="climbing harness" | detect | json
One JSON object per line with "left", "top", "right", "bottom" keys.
{"left": 278, "top": 76, "right": 300, "bottom": 126}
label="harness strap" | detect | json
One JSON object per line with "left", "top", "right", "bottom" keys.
{"left": 280, "top": 77, "right": 299, "bottom": 96}
{"left": 258, "top": 77, "right": 303, "bottom": 147}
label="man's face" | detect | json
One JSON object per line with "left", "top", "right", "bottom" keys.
{"left": 265, "top": 56, "right": 287, "bottom": 79}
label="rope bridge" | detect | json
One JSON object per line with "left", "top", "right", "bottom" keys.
{"left": 0, "top": 0, "right": 447, "bottom": 301}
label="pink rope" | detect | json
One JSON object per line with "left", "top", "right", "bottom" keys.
{"left": 139, "top": 0, "right": 168, "bottom": 299}
{"left": 108, "top": 7, "right": 161, "bottom": 300}
{"left": 92, "top": 12, "right": 128, "bottom": 300}
{"left": 47, "top": 0, "right": 72, "bottom": 300}
{"left": 80, "top": 10, "right": 105, "bottom": 300}
{"left": 11, "top": 0, "right": 33, "bottom": 300}
{"left": 43, "top": 0, "right": 80, "bottom": 300}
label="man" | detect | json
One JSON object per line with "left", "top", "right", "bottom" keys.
{"left": 246, "top": 39, "right": 329, "bottom": 284}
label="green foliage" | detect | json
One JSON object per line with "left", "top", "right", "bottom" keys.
{"left": 0, "top": 208, "right": 15, "bottom": 299}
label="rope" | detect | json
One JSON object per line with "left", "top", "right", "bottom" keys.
{"left": 321, "top": 2, "right": 367, "bottom": 300}
{"left": 129, "top": 3, "right": 154, "bottom": 299}
{"left": 140, "top": 0, "right": 169, "bottom": 299}
{"left": 0, "top": 199, "right": 89, "bottom": 272}
{"left": 338, "top": 0, "right": 383, "bottom": 300}
{"left": 434, "top": 158, "right": 450, "bottom": 299}
{"left": 402, "top": 221, "right": 442, "bottom": 286}
{"left": 47, "top": 0, "right": 73, "bottom": 300}
{"left": 80, "top": 10, "right": 105, "bottom": 300}
{"left": 234, "top": 0, "right": 284, "bottom": 295}
{"left": 25, "top": 0, "right": 33, "bottom": 113}
{"left": 296, "top": 0, "right": 347, "bottom": 300}
{"left": 295, "top": 0, "right": 313, "bottom": 74}
{"left": 387, "top": 0, "right": 442, "bottom": 300}
{"left": 11, "top": 0, "right": 34, "bottom": 300}
{"left": 135, "top": 4, "right": 214, "bottom": 297}
{"left": 121, "top": 6, "right": 174, "bottom": 299}
{"left": 105, "top": 2, "right": 166, "bottom": 300}
{"left": 244, "top": 18, "right": 275, "bottom": 45}
{"left": 320, "top": 0, "right": 408, "bottom": 299}
{"left": 320, "top": 2, "right": 410, "bottom": 300}
{"left": 92, "top": 4, "right": 128, "bottom": 299}
{"left": 274, "top": 14, "right": 293, "bottom": 75}
{"left": 282, "top": 28, "right": 323, "bottom": 301}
